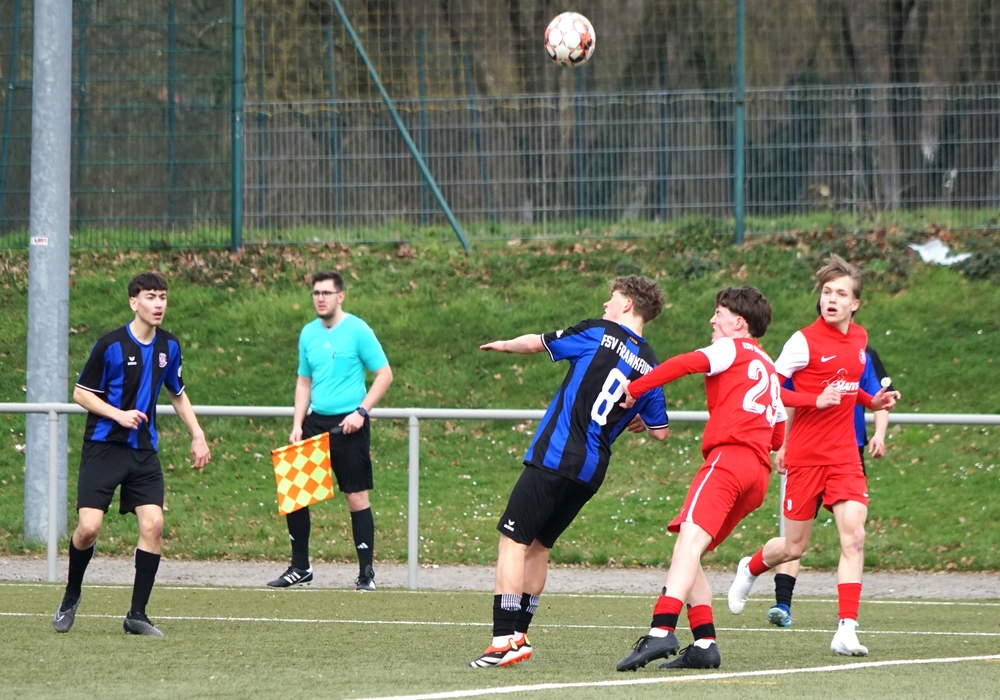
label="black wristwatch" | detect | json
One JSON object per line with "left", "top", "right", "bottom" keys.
{"left": 356, "top": 406, "right": 369, "bottom": 419}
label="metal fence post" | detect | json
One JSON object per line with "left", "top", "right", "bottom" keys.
{"left": 733, "top": 0, "right": 746, "bottom": 244}
{"left": 230, "top": 0, "right": 245, "bottom": 251}
{"left": 407, "top": 414, "right": 420, "bottom": 590}
{"left": 47, "top": 410, "right": 59, "bottom": 582}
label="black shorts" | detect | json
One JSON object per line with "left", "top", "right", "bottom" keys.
{"left": 302, "top": 411, "right": 373, "bottom": 494}
{"left": 496, "top": 466, "right": 594, "bottom": 549}
{"left": 77, "top": 440, "right": 164, "bottom": 514}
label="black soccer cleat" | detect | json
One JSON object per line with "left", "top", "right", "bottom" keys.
{"left": 659, "top": 643, "right": 721, "bottom": 669}
{"left": 52, "top": 594, "right": 81, "bottom": 633}
{"left": 267, "top": 565, "right": 314, "bottom": 588}
{"left": 616, "top": 632, "right": 680, "bottom": 671}
{"left": 123, "top": 611, "right": 164, "bottom": 637}
{"left": 355, "top": 564, "right": 376, "bottom": 592}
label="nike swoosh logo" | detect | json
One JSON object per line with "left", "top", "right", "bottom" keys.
{"left": 820, "top": 355, "right": 836, "bottom": 362}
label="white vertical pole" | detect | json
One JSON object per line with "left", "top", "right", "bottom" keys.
{"left": 407, "top": 415, "right": 420, "bottom": 590}
{"left": 25, "top": 0, "right": 72, "bottom": 543}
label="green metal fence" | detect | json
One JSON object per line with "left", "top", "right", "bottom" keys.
{"left": 1, "top": 0, "right": 999, "bottom": 249}
{"left": 0, "top": 1, "right": 232, "bottom": 247}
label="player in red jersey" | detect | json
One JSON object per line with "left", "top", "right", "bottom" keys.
{"left": 615, "top": 286, "right": 786, "bottom": 672}
{"left": 727, "top": 255, "right": 900, "bottom": 657}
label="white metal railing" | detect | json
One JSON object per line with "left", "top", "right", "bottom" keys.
{"left": 2, "top": 402, "right": 997, "bottom": 588}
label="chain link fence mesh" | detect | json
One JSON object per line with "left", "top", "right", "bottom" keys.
{"left": 1, "top": 0, "right": 999, "bottom": 247}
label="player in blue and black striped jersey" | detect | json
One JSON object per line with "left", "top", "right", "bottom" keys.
{"left": 53, "top": 272, "right": 210, "bottom": 637}
{"left": 469, "top": 276, "right": 670, "bottom": 668}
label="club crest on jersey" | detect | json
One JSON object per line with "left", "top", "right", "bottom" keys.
{"left": 859, "top": 349, "right": 866, "bottom": 364}
{"left": 158, "top": 352, "right": 167, "bottom": 368}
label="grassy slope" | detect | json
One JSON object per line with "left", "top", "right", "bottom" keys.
{"left": 0, "top": 229, "right": 998, "bottom": 569}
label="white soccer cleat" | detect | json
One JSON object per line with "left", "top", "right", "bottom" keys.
{"left": 830, "top": 618, "right": 868, "bottom": 656}
{"left": 727, "top": 556, "right": 758, "bottom": 615}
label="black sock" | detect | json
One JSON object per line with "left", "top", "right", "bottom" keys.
{"left": 493, "top": 594, "right": 520, "bottom": 638}
{"left": 286, "top": 507, "right": 311, "bottom": 570}
{"left": 515, "top": 593, "right": 540, "bottom": 634}
{"left": 129, "top": 549, "right": 160, "bottom": 617}
{"left": 64, "top": 539, "right": 95, "bottom": 607}
{"left": 774, "top": 573, "right": 797, "bottom": 609}
{"left": 351, "top": 508, "right": 375, "bottom": 575}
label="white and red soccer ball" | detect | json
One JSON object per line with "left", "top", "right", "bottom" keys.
{"left": 544, "top": 12, "right": 596, "bottom": 66}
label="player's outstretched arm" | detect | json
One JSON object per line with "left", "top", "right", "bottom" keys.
{"left": 73, "top": 385, "right": 147, "bottom": 429}
{"left": 169, "top": 391, "right": 211, "bottom": 469}
{"left": 479, "top": 334, "right": 544, "bottom": 355}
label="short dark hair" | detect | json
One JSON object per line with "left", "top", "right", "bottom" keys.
{"left": 311, "top": 270, "right": 344, "bottom": 291}
{"left": 128, "top": 272, "right": 168, "bottom": 298}
{"left": 610, "top": 275, "right": 665, "bottom": 323}
{"left": 715, "top": 286, "right": 772, "bottom": 338}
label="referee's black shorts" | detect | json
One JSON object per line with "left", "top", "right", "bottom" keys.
{"left": 76, "top": 440, "right": 164, "bottom": 514}
{"left": 496, "top": 465, "right": 594, "bottom": 549}
{"left": 302, "top": 411, "right": 373, "bottom": 494}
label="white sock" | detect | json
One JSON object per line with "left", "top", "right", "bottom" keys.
{"left": 647, "top": 627, "right": 672, "bottom": 638}
{"left": 693, "top": 639, "right": 715, "bottom": 649}
{"left": 491, "top": 634, "right": 514, "bottom": 648}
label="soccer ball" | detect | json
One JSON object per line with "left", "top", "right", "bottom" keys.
{"left": 544, "top": 12, "right": 596, "bottom": 66}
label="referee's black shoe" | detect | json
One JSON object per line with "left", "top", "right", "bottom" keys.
{"left": 659, "top": 642, "right": 721, "bottom": 669}
{"left": 616, "top": 632, "right": 680, "bottom": 671}
{"left": 355, "top": 565, "right": 376, "bottom": 592}
{"left": 267, "top": 565, "right": 314, "bottom": 588}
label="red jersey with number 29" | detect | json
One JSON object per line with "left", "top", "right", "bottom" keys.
{"left": 629, "top": 336, "right": 786, "bottom": 469}
{"left": 774, "top": 318, "right": 869, "bottom": 467}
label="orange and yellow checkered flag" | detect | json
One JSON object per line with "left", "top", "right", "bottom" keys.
{"left": 271, "top": 433, "right": 335, "bottom": 515}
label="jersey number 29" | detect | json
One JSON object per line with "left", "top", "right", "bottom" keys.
{"left": 742, "top": 359, "right": 781, "bottom": 427}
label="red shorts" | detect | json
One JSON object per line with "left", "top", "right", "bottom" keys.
{"left": 783, "top": 462, "right": 868, "bottom": 521}
{"left": 668, "top": 445, "right": 771, "bottom": 551}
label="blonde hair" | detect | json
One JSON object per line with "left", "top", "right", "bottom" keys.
{"left": 816, "top": 254, "right": 862, "bottom": 299}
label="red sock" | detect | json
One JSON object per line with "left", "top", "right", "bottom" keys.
{"left": 748, "top": 549, "right": 771, "bottom": 577}
{"left": 687, "top": 604, "right": 716, "bottom": 641}
{"left": 838, "top": 582, "right": 862, "bottom": 620}
{"left": 651, "top": 595, "right": 684, "bottom": 631}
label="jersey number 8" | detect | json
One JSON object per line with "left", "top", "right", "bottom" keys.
{"left": 591, "top": 368, "right": 629, "bottom": 426}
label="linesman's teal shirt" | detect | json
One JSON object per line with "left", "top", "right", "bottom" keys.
{"left": 298, "top": 314, "right": 388, "bottom": 416}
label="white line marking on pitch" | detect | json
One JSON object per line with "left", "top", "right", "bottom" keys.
{"left": 344, "top": 654, "right": 1000, "bottom": 700}
{"left": 3, "top": 611, "right": 1000, "bottom": 638}
{"left": 1, "top": 583, "right": 997, "bottom": 606}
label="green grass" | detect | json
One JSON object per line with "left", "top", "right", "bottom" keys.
{"left": 1, "top": 230, "right": 999, "bottom": 569}
{"left": 1, "top": 582, "right": 999, "bottom": 699}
